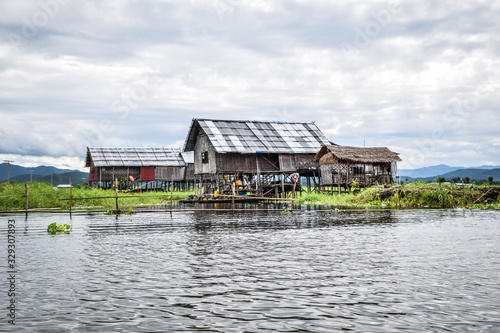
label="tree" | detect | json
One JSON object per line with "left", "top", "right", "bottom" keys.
{"left": 437, "top": 176, "right": 446, "bottom": 184}
{"left": 488, "top": 176, "right": 493, "bottom": 184}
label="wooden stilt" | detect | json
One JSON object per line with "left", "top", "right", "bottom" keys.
{"left": 69, "top": 180, "right": 73, "bottom": 214}
{"left": 115, "top": 178, "right": 119, "bottom": 213}
{"left": 25, "top": 183, "right": 29, "bottom": 215}
{"left": 170, "top": 175, "right": 174, "bottom": 215}
{"left": 346, "top": 162, "right": 349, "bottom": 192}
{"left": 337, "top": 159, "right": 341, "bottom": 195}
{"left": 232, "top": 182, "right": 235, "bottom": 212}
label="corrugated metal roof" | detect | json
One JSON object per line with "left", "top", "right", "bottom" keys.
{"left": 184, "top": 119, "right": 330, "bottom": 154}
{"left": 85, "top": 147, "right": 186, "bottom": 167}
{"left": 181, "top": 151, "right": 194, "bottom": 164}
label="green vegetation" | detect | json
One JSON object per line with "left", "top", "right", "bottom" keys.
{"left": 1, "top": 181, "right": 499, "bottom": 211}
{"left": 47, "top": 222, "right": 71, "bottom": 234}
{"left": 0, "top": 182, "right": 194, "bottom": 211}
{"left": 296, "top": 182, "right": 500, "bottom": 209}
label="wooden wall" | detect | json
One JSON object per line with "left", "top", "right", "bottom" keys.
{"left": 319, "top": 161, "right": 395, "bottom": 186}
{"left": 155, "top": 166, "right": 186, "bottom": 181}
{"left": 194, "top": 134, "right": 217, "bottom": 175}
{"left": 97, "top": 166, "right": 140, "bottom": 182}
{"left": 279, "top": 154, "right": 316, "bottom": 172}
{"left": 185, "top": 163, "right": 195, "bottom": 181}
{"left": 219, "top": 153, "right": 279, "bottom": 173}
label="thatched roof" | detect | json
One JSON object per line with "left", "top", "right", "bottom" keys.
{"left": 314, "top": 145, "right": 402, "bottom": 164}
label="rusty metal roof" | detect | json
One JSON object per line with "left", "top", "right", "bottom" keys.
{"left": 183, "top": 119, "right": 330, "bottom": 154}
{"left": 85, "top": 147, "right": 186, "bottom": 167}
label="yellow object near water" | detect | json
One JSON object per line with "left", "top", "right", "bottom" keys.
{"left": 214, "top": 191, "right": 220, "bottom": 198}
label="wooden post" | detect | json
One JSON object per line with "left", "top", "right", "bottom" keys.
{"left": 337, "top": 160, "right": 341, "bottom": 195}
{"left": 69, "top": 180, "right": 73, "bottom": 214}
{"left": 292, "top": 181, "right": 296, "bottom": 213}
{"left": 389, "top": 162, "right": 393, "bottom": 185}
{"left": 256, "top": 155, "right": 261, "bottom": 196}
{"left": 170, "top": 175, "right": 174, "bottom": 214}
{"left": 232, "top": 182, "right": 235, "bottom": 212}
{"left": 25, "top": 183, "right": 28, "bottom": 214}
{"left": 346, "top": 162, "right": 350, "bottom": 193}
{"left": 281, "top": 174, "right": 285, "bottom": 198}
{"left": 115, "top": 178, "right": 119, "bottom": 213}
{"left": 331, "top": 168, "right": 334, "bottom": 195}
{"left": 364, "top": 164, "right": 367, "bottom": 188}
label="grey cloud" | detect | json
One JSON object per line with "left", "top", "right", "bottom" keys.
{"left": 0, "top": 0, "right": 499, "bottom": 169}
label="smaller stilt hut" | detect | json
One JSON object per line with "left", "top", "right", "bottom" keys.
{"left": 314, "top": 145, "right": 402, "bottom": 192}
{"left": 85, "top": 147, "right": 188, "bottom": 190}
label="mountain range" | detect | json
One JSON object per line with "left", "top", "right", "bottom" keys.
{"left": 0, "top": 163, "right": 88, "bottom": 186}
{"left": 399, "top": 164, "right": 500, "bottom": 182}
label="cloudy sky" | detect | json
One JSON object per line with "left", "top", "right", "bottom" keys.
{"left": 1, "top": 0, "right": 499, "bottom": 171}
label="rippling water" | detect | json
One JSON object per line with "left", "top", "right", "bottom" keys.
{"left": 1, "top": 208, "right": 499, "bottom": 332}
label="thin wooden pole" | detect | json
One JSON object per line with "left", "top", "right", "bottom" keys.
{"left": 69, "top": 180, "right": 73, "bottom": 214}
{"left": 292, "top": 181, "right": 296, "bottom": 213}
{"left": 232, "top": 182, "right": 235, "bottom": 212}
{"left": 331, "top": 167, "right": 334, "bottom": 195}
{"left": 364, "top": 164, "right": 367, "bottom": 188}
{"left": 281, "top": 174, "right": 285, "bottom": 198}
{"left": 170, "top": 175, "right": 174, "bottom": 214}
{"left": 337, "top": 159, "right": 341, "bottom": 195}
{"left": 25, "top": 183, "right": 28, "bottom": 215}
{"left": 115, "top": 178, "right": 119, "bottom": 213}
{"left": 346, "top": 162, "right": 350, "bottom": 193}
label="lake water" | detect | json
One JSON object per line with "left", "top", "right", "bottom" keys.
{"left": 1, "top": 208, "right": 499, "bottom": 332}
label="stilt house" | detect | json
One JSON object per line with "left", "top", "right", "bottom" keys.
{"left": 313, "top": 145, "right": 402, "bottom": 190}
{"left": 183, "top": 119, "right": 330, "bottom": 196}
{"left": 85, "top": 147, "right": 188, "bottom": 189}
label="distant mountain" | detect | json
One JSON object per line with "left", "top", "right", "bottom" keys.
{"left": 0, "top": 163, "right": 31, "bottom": 180}
{"left": 0, "top": 163, "right": 84, "bottom": 183}
{"left": 402, "top": 168, "right": 500, "bottom": 182}
{"left": 438, "top": 168, "right": 500, "bottom": 181}
{"left": 399, "top": 164, "right": 500, "bottom": 179}
{"left": 7, "top": 171, "right": 89, "bottom": 186}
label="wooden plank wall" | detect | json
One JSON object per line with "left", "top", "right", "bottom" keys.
{"left": 155, "top": 166, "right": 186, "bottom": 181}
{"left": 194, "top": 134, "right": 217, "bottom": 175}
{"left": 219, "top": 153, "right": 279, "bottom": 172}
{"left": 99, "top": 167, "right": 140, "bottom": 182}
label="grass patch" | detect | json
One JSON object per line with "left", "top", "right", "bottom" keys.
{"left": 1, "top": 181, "right": 498, "bottom": 211}
{"left": 0, "top": 182, "right": 194, "bottom": 211}
{"left": 296, "top": 183, "right": 500, "bottom": 209}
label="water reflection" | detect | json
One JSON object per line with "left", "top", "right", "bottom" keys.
{"left": 2, "top": 209, "right": 499, "bottom": 332}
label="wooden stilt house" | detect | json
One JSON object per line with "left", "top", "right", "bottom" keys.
{"left": 313, "top": 145, "right": 402, "bottom": 191}
{"left": 85, "top": 147, "right": 188, "bottom": 190}
{"left": 183, "top": 118, "right": 330, "bottom": 196}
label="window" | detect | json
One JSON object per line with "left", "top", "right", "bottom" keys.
{"left": 201, "top": 151, "right": 209, "bottom": 164}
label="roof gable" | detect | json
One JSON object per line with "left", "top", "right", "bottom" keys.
{"left": 183, "top": 119, "right": 330, "bottom": 154}
{"left": 86, "top": 147, "right": 186, "bottom": 167}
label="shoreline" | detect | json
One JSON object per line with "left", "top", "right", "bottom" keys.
{"left": 1, "top": 182, "right": 499, "bottom": 213}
